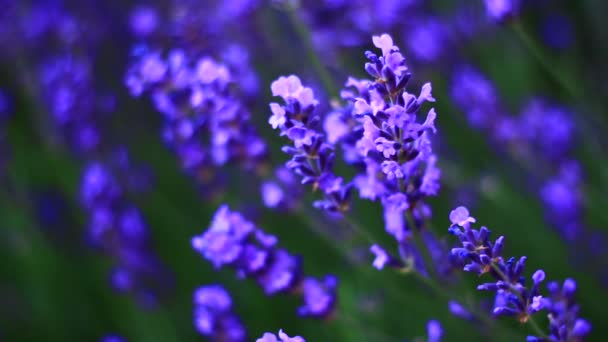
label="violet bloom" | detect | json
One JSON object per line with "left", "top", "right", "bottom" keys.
{"left": 194, "top": 285, "right": 247, "bottom": 341}
{"left": 519, "top": 99, "right": 575, "bottom": 161}
{"left": 345, "top": 34, "right": 439, "bottom": 216}
{"left": 405, "top": 17, "right": 448, "bottom": 63}
{"left": 100, "top": 335, "right": 125, "bottom": 342}
{"left": 81, "top": 160, "right": 170, "bottom": 306}
{"left": 328, "top": 34, "right": 442, "bottom": 274}
{"left": 256, "top": 330, "right": 305, "bottom": 342}
{"left": 427, "top": 320, "right": 443, "bottom": 342}
{"left": 484, "top": 0, "right": 520, "bottom": 22}
{"left": 260, "top": 166, "right": 303, "bottom": 211}
{"left": 448, "top": 206, "right": 590, "bottom": 341}
{"left": 450, "top": 66, "right": 501, "bottom": 130}
{"left": 129, "top": 6, "right": 158, "bottom": 37}
{"left": 126, "top": 49, "right": 267, "bottom": 195}
{"left": 540, "top": 161, "right": 583, "bottom": 241}
{"left": 39, "top": 56, "right": 104, "bottom": 153}
{"left": 192, "top": 205, "right": 338, "bottom": 318}
{"left": 269, "top": 75, "right": 352, "bottom": 213}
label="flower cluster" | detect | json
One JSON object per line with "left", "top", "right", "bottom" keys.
{"left": 269, "top": 75, "right": 352, "bottom": 213}
{"left": 346, "top": 34, "right": 438, "bottom": 210}
{"left": 193, "top": 285, "right": 247, "bottom": 341}
{"left": 451, "top": 67, "right": 608, "bottom": 284}
{"left": 126, "top": 49, "right": 267, "bottom": 195}
{"left": 192, "top": 205, "right": 338, "bottom": 318}
{"left": 260, "top": 166, "right": 303, "bottom": 211}
{"left": 328, "top": 34, "right": 443, "bottom": 276}
{"left": 448, "top": 206, "right": 590, "bottom": 341}
{"left": 39, "top": 56, "right": 110, "bottom": 154}
{"left": 80, "top": 159, "right": 169, "bottom": 307}
{"left": 257, "top": 329, "right": 304, "bottom": 342}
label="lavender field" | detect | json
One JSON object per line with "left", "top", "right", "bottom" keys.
{"left": 0, "top": 1, "right": 607, "bottom": 341}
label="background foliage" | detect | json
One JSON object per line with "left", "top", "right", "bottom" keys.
{"left": 1, "top": 0, "right": 607, "bottom": 341}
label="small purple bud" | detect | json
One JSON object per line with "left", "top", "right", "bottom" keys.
{"left": 491, "top": 236, "right": 505, "bottom": 257}
{"left": 532, "top": 270, "right": 545, "bottom": 285}
{"left": 572, "top": 319, "right": 591, "bottom": 336}
{"left": 370, "top": 244, "right": 389, "bottom": 270}
{"left": 427, "top": 320, "right": 442, "bottom": 342}
{"left": 563, "top": 278, "right": 577, "bottom": 297}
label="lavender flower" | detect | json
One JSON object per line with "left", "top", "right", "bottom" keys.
{"left": 484, "top": 0, "right": 520, "bottom": 22}
{"left": 451, "top": 67, "right": 606, "bottom": 284}
{"left": 260, "top": 166, "right": 303, "bottom": 210}
{"left": 39, "top": 56, "right": 105, "bottom": 153}
{"left": 269, "top": 75, "right": 352, "bottom": 213}
{"left": 427, "top": 320, "right": 443, "bottom": 342}
{"left": 100, "top": 335, "right": 126, "bottom": 342}
{"left": 327, "top": 34, "right": 443, "bottom": 275}
{"left": 194, "top": 285, "right": 247, "bottom": 341}
{"left": 345, "top": 34, "right": 438, "bottom": 214}
{"left": 126, "top": 49, "right": 267, "bottom": 196}
{"left": 129, "top": 6, "right": 159, "bottom": 38}
{"left": 192, "top": 205, "right": 338, "bottom": 318}
{"left": 448, "top": 206, "right": 590, "bottom": 341}
{"left": 81, "top": 160, "right": 170, "bottom": 306}
{"left": 256, "top": 329, "right": 305, "bottom": 342}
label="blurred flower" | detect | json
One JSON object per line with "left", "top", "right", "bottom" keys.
{"left": 484, "top": 0, "right": 520, "bottom": 22}
{"left": 81, "top": 159, "right": 171, "bottom": 307}
{"left": 193, "top": 205, "right": 338, "bottom": 318}
{"left": 194, "top": 285, "right": 247, "bottom": 341}
{"left": 126, "top": 49, "right": 267, "bottom": 198}
{"left": 427, "top": 320, "right": 443, "bottom": 342}
{"left": 256, "top": 329, "right": 305, "bottom": 342}
{"left": 100, "top": 335, "right": 126, "bottom": 342}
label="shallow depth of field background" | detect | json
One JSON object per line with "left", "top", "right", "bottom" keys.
{"left": 1, "top": 1, "right": 607, "bottom": 341}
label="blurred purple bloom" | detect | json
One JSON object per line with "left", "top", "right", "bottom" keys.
{"left": 427, "top": 320, "right": 443, "bottom": 342}
{"left": 256, "top": 330, "right": 305, "bottom": 342}
{"left": 193, "top": 205, "right": 338, "bottom": 318}
{"left": 194, "top": 285, "right": 247, "bottom": 341}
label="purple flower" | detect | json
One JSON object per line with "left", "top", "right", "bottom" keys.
{"left": 194, "top": 285, "right": 246, "bottom": 341}
{"left": 448, "top": 300, "right": 473, "bottom": 320}
{"left": 256, "top": 330, "right": 305, "bottom": 342}
{"left": 449, "top": 206, "right": 476, "bottom": 227}
{"left": 427, "top": 320, "right": 443, "bottom": 342}
{"left": 127, "top": 47, "right": 267, "bottom": 196}
{"left": 80, "top": 159, "right": 170, "bottom": 306}
{"left": 193, "top": 205, "right": 338, "bottom": 318}
{"left": 370, "top": 244, "right": 389, "bottom": 270}
{"left": 298, "top": 275, "right": 338, "bottom": 318}
{"left": 270, "top": 75, "right": 352, "bottom": 213}
{"left": 100, "top": 335, "right": 125, "bottom": 342}
{"left": 485, "top": 0, "right": 519, "bottom": 22}
{"left": 129, "top": 6, "right": 158, "bottom": 37}
{"left": 257, "top": 249, "right": 301, "bottom": 295}
{"left": 448, "top": 206, "right": 590, "bottom": 340}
